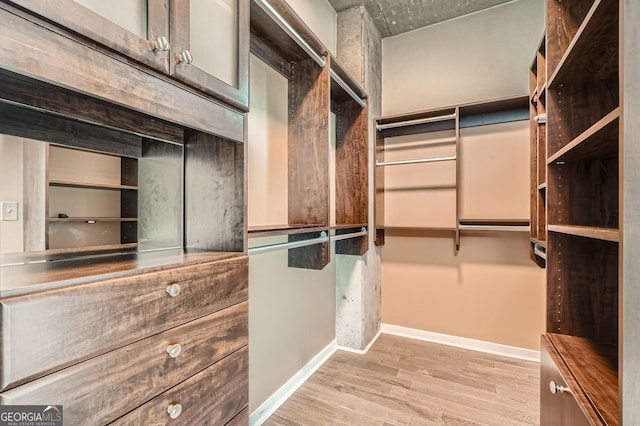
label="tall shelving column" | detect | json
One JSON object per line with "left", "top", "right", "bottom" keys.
{"left": 542, "top": 0, "right": 620, "bottom": 423}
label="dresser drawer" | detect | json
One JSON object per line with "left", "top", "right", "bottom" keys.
{"left": 112, "top": 346, "right": 248, "bottom": 426}
{"left": 0, "top": 300, "right": 247, "bottom": 424}
{"left": 540, "top": 337, "right": 591, "bottom": 426}
{"left": 0, "top": 256, "right": 248, "bottom": 390}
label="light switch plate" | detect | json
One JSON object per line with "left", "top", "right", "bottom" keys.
{"left": 1, "top": 201, "right": 18, "bottom": 221}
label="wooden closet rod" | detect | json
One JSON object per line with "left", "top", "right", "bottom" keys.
{"left": 330, "top": 69, "right": 366, "bottom": 107}
{"left": 248, "top": 231, "right": 328, "bottom": 255}
{"left": 376, "top": 155, "right": 456, "bottom": 167}
{"left": 253, "top": 0, "right": 326, "bottom": 68}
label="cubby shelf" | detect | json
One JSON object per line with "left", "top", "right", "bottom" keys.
{"left": 247, "top": 224, "right": 328, "bottom": 239}
{"left": 546, "top": 333, "right": 618, "bottom": 426}
{"left": 548, "top": 107, "right": 619, "bottom": 163}
{"left": 547, "top": 0, "right": 619, "bottom": 88}
{"left": 548, "top": 224, "right": 619, "bottom": 242}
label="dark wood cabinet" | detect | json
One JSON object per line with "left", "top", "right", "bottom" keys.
{"left": 537, "top": 0, "right": 623, "bottom": 423}
{"left": 2, "top": 0, "right": 250, "bottom": 111}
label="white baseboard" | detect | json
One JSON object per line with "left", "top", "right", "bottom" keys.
{"left": 336, "top": 328, "right": 382, "bottom": 355}
{"left": 381, "top": 323, "right": 540, "bottom": 362}
{"left": 249, "top": 339, "right": 337, "bottom": 426}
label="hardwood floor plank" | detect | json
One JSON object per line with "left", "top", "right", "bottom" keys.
{"left": 265, "top": 334, "right": 540, "bottom": 425}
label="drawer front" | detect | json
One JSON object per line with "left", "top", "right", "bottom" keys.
{"left": 112, "top": 346, "right": 248, "bottom": 426}
{"left": 540, "top": 338, "right": 592, "bottom": 426}
{"left": 0, "top": 301, "right": 247, "bottom": 425}
{"left": 1, "top": 256, "right": 248, "bottom": 390}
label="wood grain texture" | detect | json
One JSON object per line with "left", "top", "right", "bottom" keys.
{"left": 112, "top": 346, "right": 248, "bottom": 426}
{"left": 546, "top": 0, "right": 593, "bottom": 75}
{"left": 0, "top": 102, "right": 142, "bottom": 159}
{"left": 185, "top": 130, "right": 245, "bottom": 252}
{"left": 170, "top": 0, "right": 250, "bottom": 111}
{"left": 0, "top": 69, "right": 184, "bottom": 144}
{"left": 4, "top": 0, "right": 170, "bottom": 73}
{"left": 287, "top": 231, "right": 329, "bottom": 270}
{"left": 288, "top": 58, "right": 330, "bottom": 227}
{"left": 547, "top": 334, "right": 618, "bottom": 425}
{"left": 226, "top": 406, "right": 248, "bottom": 425}
{"left": 540, "top": 336, "right": 591, "bottom": 426}
{"left": 266, "top": 334, "right": 539, "bottom": 425}
{"left": 547, "top": 79, "right": 618, "bottom": 157}
{"left": 0, "top": 256, "right": 248, "bottom": 390}
{"left": 334, "top": 97, "right": 368, "bottom": 255}
{"left": 545, "top": 233, "right": 618, "bottom": 349}
{"left": 0, "top": 5, "right": 244, "bottom": 142}
{"left": 548, "top": 159, "right": 618, "bottom": 229}
{"left": 548, "top": 0, "right": 618, "bottom": 87}
{"left": 250, "top": 31, "right": 292, "bottom": 79}
{"left": 249, "top": 0, "right": 328, "bottom": 63}
{"left": 0, "top": 302, "right": 248, "bottom": 425}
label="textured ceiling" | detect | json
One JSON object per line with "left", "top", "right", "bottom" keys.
{"left": 328, "top": 0, "right": 515, "bottom": 37}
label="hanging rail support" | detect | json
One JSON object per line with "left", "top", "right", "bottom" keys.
{"left": 376, "top": 113, "right": 457, "bottom": 131}
{"left": 331, "top": 227, "right": 367, "bottom": 241}
{"left": 248, "top": 231, "right": 328, "bottom": 255}
{"left": 330, "top": 69, "right": 366, "bottom": 108}
{"left": 376, "top": 155, "right": 456, "bottom": 167}
{"left": 253, "top": 0, "right": 326, "bottom": 68}
{"left": 533, "top": 244, "right": 547, "bottom": 260}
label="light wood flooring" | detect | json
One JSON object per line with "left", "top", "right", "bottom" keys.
{"left": 265, "top": 334, "right": 539, "bottom": 425}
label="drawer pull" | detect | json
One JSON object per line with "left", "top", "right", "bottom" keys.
{"left": 166, "top": 284, "right": 181, "bottom": 297}
{"left": 167, "top": 403, "right": 182, "bottom": 419}
{"left": 549, "top": 381, "right": 571, "bottom": 395}
{"left": 153, "top": 35, "right": 170, "bottom": 51}
{"left": 178, "top": 50, "right": 193, "bottom": 64}
{"left": 166, "top": 344, "right": 182, "bottom": 358}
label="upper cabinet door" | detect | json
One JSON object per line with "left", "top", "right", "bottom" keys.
{"left": 5, "top": 0, "right": 171, "bottom": 73}
{"left": 169, "top": 0, "right": 249, "bottom": 111}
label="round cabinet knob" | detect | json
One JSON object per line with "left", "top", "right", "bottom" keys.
{"left": 153, "top": 35, "right": 170, "bottom": 52}
{"left": 166, "top": 344, "right": 182, "bottom": 358}
{"left": 549, "top": 381, "right": 571, "bottom": 395}
{"left": 166, "top": 283, "right": 181, "bottom": 297}
{"left": 179, "top": 50, "right": 193, "bottom": 64}
{"left": 167, "top": 403, "right": 182, "bottom": 419}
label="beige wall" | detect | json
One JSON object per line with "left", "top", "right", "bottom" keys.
{"left": 0, "top": 135, "right": 24, "bottom": 254}
{"left": 382, "top": 0, "right": 545, "bottom": 114}
{"left": 248, "top": 49, "right": 336, "bottom": 411}
{"left": 286, "top": 0, "right": 337, "bottom": 55}
{"left": 380, "top": 0, "right": 546, "bottom": 350}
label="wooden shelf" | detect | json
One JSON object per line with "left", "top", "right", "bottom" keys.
{"left": 329, "top": 55, "right": 367, "bottom": 105}
{"left": 249, "top": 0, "right": 328, "bottom": 64}
{"left": 548, "top": 224, "right": 619, "bottom": 242}
{"left": 548, "top": 0, "right": 619, "bottom": 87}
{"left": 331, "top": 223, "right": 367, "bottom": 231}
{"left": 48, "top": 217, "right": 138, "bottom": 222}
{"left": 548, "top": 107, "right": 619, "bottom": 163}
{"left": 248, "top": 224, "right": 328, "bottom": 238}
{"left": 547, "top": 333, "right": 618, "bottom": 425}
{"left": 48, "top": 179, "right": 138, "bottom": 191}
{"left": 530, "top": 238, "right": 547, "bottom": 248}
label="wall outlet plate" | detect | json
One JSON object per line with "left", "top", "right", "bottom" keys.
{"left": 1, "top": 201, "right": 18, "bottom": 221}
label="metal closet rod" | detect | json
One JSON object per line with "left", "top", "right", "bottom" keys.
{"left": 533, "top": 244, "right": 547, "bottom": 260}
{"left": 254, "top": 0, "right": 326, "bottom": 68}
{"left": 376, "top": 112, "right": 457, "bottom": 130}
{"left": 248, "top": 231, "right": 328, "bottom": 255}
{"left": 458, "top": 224, "right": 530, "bottom": 232}
{"left": 330, "top": 69, "right": 366, "bottom": 108}
{"left": 376, "top": 155, "right": 456, "bottom": 167}
{"left": 331, "top": 227, "right": 367, "bottom": 241}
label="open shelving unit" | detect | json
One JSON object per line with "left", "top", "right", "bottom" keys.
{"left": 248, "top": 0, "right": 369, "bottom": 269}
{"left": 539, "top": 0, "right": 621, "bottom": 423}
{"left": 375, "top": 96, "right": 530, "bottom": 250}
{"left": 529, "top": 35, "right": 547, "bottom": 267}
